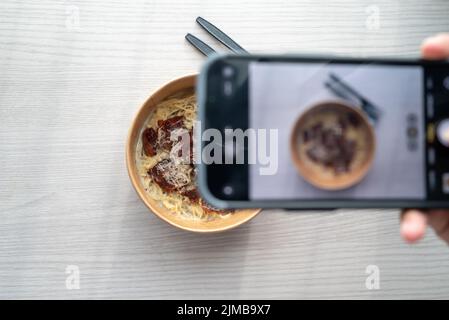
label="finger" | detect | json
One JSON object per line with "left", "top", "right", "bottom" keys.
{"left": 427, "top": 210, "right": 449, "bottom": 244}
{"left": 400, "top": 209, "right": 428, "bottom": 243}
{"left": 421, "top": 33, "right": 449, "bottom": 59}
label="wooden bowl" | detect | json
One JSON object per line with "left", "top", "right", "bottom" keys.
{"left": 126, "top": 74, "right": 261, "bottom": 232}
{"left": 290, "top": 100, "right": 376, "bottom": 190}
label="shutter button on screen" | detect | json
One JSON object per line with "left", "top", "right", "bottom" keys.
{"left": 437, "top": 119, "right": 449, "bottom": 147}
{"left": 443, "top": 76, "right": 449, "bottom": 91}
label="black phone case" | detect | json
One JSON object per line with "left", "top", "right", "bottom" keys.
{"left": 197, "top": 53, "right": 449, "bottom": 209}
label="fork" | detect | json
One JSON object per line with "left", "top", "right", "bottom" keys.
{"left": 185, "top": 16, "right": 248, "bottom": 56}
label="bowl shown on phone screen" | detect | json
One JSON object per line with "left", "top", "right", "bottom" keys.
{"left": 290, "top": 100, "right": 376, "bottom": 190}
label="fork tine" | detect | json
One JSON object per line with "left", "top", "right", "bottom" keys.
{"left": 185, "top": 33, "right": 217, "bottom": 57}
{"left": 196, "top": 16, "right": 248, "bottom": 54}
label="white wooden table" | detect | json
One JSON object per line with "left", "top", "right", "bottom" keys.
{"left": 1, "top": 0, "right": 449, "bottom": 299}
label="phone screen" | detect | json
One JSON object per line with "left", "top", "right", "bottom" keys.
{"left": 200, "top": 56, "right": 449, "bottom": 205}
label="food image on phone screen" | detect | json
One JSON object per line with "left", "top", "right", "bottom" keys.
{"left": 250, "top": 62, "right": 425, "bottom": 200}
{"left": 199, "top": 55, "right": 449, "bottom": 208}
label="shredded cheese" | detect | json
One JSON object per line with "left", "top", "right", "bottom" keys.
{"left": 136, "top": 91, "right": 232, "bottom": 221}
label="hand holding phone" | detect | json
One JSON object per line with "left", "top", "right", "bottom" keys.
{"left": 198, "top": 51, "right": 449, "bottom": 210}
{"left": 401, "top": 34, "right": 449, "bottom": 245}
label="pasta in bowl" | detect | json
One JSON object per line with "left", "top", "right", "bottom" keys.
{"left": 126, "top": 75, "right": 261, "bottom": 232}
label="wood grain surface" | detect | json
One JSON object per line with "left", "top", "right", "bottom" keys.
{"left": 1, "top": 0, "right": 449, "bottom": 299}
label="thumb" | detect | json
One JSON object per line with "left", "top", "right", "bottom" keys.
{"left": 400, "top": 209, "right": 428, "bottom": 243}
{"left": 421, "top": 33, "right": 449, "bottom": 59}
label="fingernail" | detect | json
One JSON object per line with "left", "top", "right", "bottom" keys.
{"left": 401, "top": 220, "right": 413, "bottom": 233}
{"left": 401, "top": 220, "right": 422, "bottom": 242}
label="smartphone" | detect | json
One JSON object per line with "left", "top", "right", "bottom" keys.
{"left": 196, "top": 54, "right": 449, "bottom": 209}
